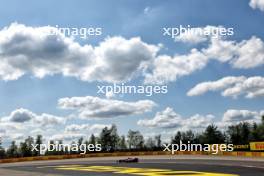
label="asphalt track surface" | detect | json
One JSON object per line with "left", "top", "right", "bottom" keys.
{"left": 0, "top": 155, "right": 263, "bottom": 176}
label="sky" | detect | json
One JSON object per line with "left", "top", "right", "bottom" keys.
{"left": 0, "top": 0, "right": 264, "bottom": 146}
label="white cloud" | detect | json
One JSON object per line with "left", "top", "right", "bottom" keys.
{"left": 144, "top": 49, "right": 208, "bottom": 85}
{"left": 184, "top": 114, "right": 215, "bottom": 128}
{"left": 65, "top": 123, "right": 111, "bottom": 133}
{"left": 203, "top": 38, "right": 237, "bottom": 62}
{"left": 105, "top": 90, "right": 115, "bottom": 99}
{"left": 65, "top": 124, "right": 90, "bottom": 132}
{"left": 89, "top": 124, "right": 112, "bottom": 131}
{"left": 0, "top": 122, "right": 22, "bottom": 132}
{"left": 1, "top": 23, "right": 264, "bottom": 85}
{"left": 0, "top": 23, "right": 92, "bottom": 81}
{"left": 138, "top": 107, "right": 264, "bottom": 130}
{"left": 174, "top": 26, "right": 230, "bottom": 44}
{"left": 50, "top": 133, "right": 86, "bottom": 141}
{"left": 0, "top": 108, "right": 114, "bottom": 144}
{"left": 145, "top": 36, "right": 264, "bottom": 85}
{"left": 7, "top": 108, "right": 35, "bottom": 122}
{"left": 231, "top": 37, "right": 264, "bottom": 68}
{"left": 34, "top": 113, "right": 66, "bottom": 127}
{"left": 187, "top": 76, "right": 246, "bottom": 96}
{"left": 0, "top": 108, "right": 65, "bottom": 127}
{"left": 204, "top": 36, "right": 264, "bottom": 69}
{"left": 249, "top": 0, "right": 264, "bottom": 11}
{"left": 51, "top": 124, "right": 112, "bottom": 142}
{"left": 0, "top": 108, "right": 67, "bottom": 145}
{"left": 222, "top": 109, "right": 262, "bottom": 123}
{"left": 85, "top": 36, "right": 159, "bottom": 83}
{"left": 187, "top": 76, "right": 264, "bottom": 98}
{"left": 137, "top": 107, "right": 214, "bottom": 129}
{"left": 0, "top": 23, "right": 160, "bottom": 83}
{"left": 58, "top": 96, "right": 156, "bottom": 119}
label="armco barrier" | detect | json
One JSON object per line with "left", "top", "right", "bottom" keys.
{"left": 0, "top": 151, "right": 263, "bottom": 164}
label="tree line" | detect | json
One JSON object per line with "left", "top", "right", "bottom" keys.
{"left": 0, "top": 116, "right": 264, "bottom": 159}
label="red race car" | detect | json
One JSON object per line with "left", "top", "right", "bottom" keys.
{"left": 117, "top": 157, "right": 139, "bottom": 163}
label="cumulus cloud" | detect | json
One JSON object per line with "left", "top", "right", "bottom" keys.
{"left": 249, "top": 0, "right": 264, "bottom": 11}
{"left": 232, "top": 37, "right": 264, "bottom": 68}
{"left": 1, "top": 108, "right": 65, "bottom": 127}
{"left": 51, "top": 124, "right": 113, "bottom": 142}
{"left": 204, "top": 36, "right": 264, "bottom": 68}
{"left": 0, "top": 23, "right": 160, "bottom": 83}
{"left": 203, "top": 38, "right": 237, "bottom": 63}
{"left": 174, "top": 26, "right": 232, "bottom": 44}
{"left": 65, "top": 123, "right": 111, "bottom": 133}
{"left": 138, "top": 107, "right": 264, "bottom": 130}
{"left": 145, "top": 36, "right": 264, "bottom": 85}
{"left": 0, "top": 108, "right": 113, "bottom": 144}
{"left": 0, "top": 108, "right": 68, "bottom": 144}
{"left": 58, "top": 96, "right": 156, "bottom": 119}
{"left": 187, "top": 76, "right": 246, "bottom": 96}
{"left": 0, "top": 23, "right": 92, "bottom": 80}
{"left": 7, "top": 108, "right": 35, "bottom": 122}
{"left": 1, "top": 23, "right": 264, "bottom": 85}
{"left": 85, "top": 36, "right": 159, "bottom": 83}
{"left": 187, "top": 76, "right": 264, "bottom": 98}
{"left": 34, "top": 113, "right": 66, "bottom": 127}
{"left": 143, "top": 26, "right": 263, "bottom": 85}
{"left": 144, "top": 49, "right": 208, "bottom": 85}
{"left": 222, "top": 109, "right": 263, "bottom": 123}
{"left": 137, "top": 107, "right": 214, "bottom": 129}
{"left": 50, "top": 133, "right": 86, "bottom": 141}
{"left": 175, "top": 26, "right": 264, "bottom": 70}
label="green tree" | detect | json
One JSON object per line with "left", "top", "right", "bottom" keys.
{"left": 227, "top": 122, "right": 251, "bottom": 144}
{"left": 70, "top": 141, "right": 78, "bottom": 154}
{"left": 99, "top": 125, "right": 120, "bottom": 151}
{"left": 227, "top": 125, "right": 240, "bottom": 144}
{"left": 241, "top": 122, "right": 250, "bottom": 144}
{"left": 0, "top": 138, "right": 6, "bottom": 159}
{"left": 109, "top": 125, "right": 119, "bottom": 151}
{"left": 45, "top": 140, "right": 59, "bottom": 155}
{"left": 172, "top": 131, "right": 196, "bottom": 144}
{"left": 127, "top": 130, "right": 144, "bottom": 150}
{"left": 154, "top": 135, "right": 162, "bottom": 149}
{"left": 171, "top": 131, "right": 182, "bottom": 144}
{"left": 251, "top": 123, "right": 260, "bottom": 141}
{"left": 89, "top": 134, "right": 96, "bottom": 145}
{"left": 57, "top": 140, "right": 66, "bottom": 155}
{"left": 183, "top": 130, "right": 195, "bottom": 143}
{"left": 203, "top": 124, "right": 225, "bottom": 144}
{"left": 25, "top": 136, "right": 34, "bottom": 156}
{"left": 145, "top": 137, "right": 155, "bottom": 150}
{"left": 33, "top": 135, "right": 42, "bottom": 156}
{"left": 19, "top": 136, "right": 34, "bottom": 157}
{"left": 19, "top": 142, "right": 28, "bottom": 157}
{"left": 259, "top": 115, "right": 264, "bottom": 140}
{"left": 7, "top": 141, "right": 18, "bottom": 158}
{"left": 78, "top": 137, "right": 84, "bottom": 154}
{"left": 99, "top": 126, "right": 112, "bottom": 151}
{"left": 118, "top": 135, "right": 127, "bottom": 150}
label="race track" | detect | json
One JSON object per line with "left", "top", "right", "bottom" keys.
{"left": 0, "top": 155, "right": 263, "bottom": 176}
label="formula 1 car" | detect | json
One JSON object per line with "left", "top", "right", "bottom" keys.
{"left": 117, "top": 157, "right": 139, "bottom": 163}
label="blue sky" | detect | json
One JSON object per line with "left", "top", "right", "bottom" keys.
{"left": 0, "top": 0, "right": 264, "bottom": 145}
